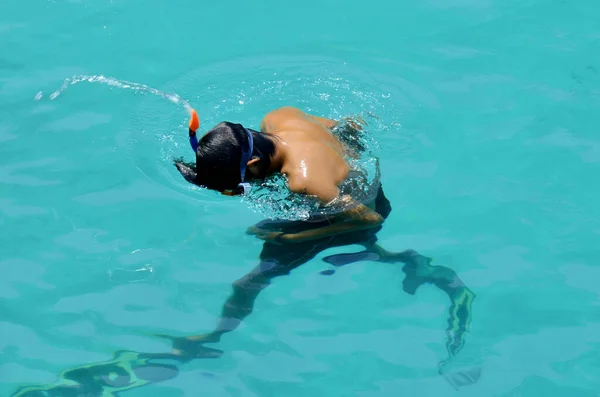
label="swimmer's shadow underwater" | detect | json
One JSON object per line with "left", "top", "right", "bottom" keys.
{"left": 163, "top": 185, "right": 481, "bottom": 388}
{"left": 11, "top": 188, "right": 480, "bottom": 397}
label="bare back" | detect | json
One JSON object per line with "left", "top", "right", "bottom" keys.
{"left": 260, "top": 107, "right": 350, "bottom": 204}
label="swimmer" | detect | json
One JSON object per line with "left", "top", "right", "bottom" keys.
{"left": 174, "top": 106, "right": 383, "bottom": 244}
{"left": 9, "top": 108, "right": 479, "bottom": 397}
{"left": 171, "top": 106, "right": 479, "bottom": 388}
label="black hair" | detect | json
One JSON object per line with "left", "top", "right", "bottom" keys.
{"left": 174, "top": 122, "right": 277, "bottom": 192}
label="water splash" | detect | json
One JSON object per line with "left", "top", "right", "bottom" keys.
{"left": 45, "top": 74, "right": 192, "bottom": 112}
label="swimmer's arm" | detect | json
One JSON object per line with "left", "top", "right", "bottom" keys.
{"left": 284, "top": 181, "right": 383, "bottom": 243}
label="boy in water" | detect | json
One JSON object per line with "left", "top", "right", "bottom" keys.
{"left": 11, "top": 107, "right": 477, "bottom": 397}
{"left": 174, "top": 106, "right": 385, "bottom": 244}
{"left": 173, "top": 107, "right": 474, "bottom": 368}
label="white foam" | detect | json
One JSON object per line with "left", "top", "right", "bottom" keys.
{"left": 45, "top": 74, "right": 192, "bottom": 112}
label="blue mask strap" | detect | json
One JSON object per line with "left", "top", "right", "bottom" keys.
{"left": 238, "top": 128, "right": 254, "bottom": 194}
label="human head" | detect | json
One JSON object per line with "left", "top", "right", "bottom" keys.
{"left": 174, "top": 122, "right": 276, "bottom": 194}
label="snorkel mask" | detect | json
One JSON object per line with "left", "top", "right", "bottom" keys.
{"left": 188, "top": 109, "right": 253, "bottom": 196}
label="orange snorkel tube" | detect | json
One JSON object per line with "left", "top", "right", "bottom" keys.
{"left": 188, "top": 109, "right": 200, "bottom": 152}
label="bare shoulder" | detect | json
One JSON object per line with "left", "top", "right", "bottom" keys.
{"left": 261, "top": 107, "right": 305, "bottom": 130}
{"left": 261, "top": 107, "right": 337, "bottom": 132}
{"left": 266, "top": 106, "right": 307, "bottom": 118}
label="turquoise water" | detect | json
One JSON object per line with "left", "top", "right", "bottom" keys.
{"left": 2, "top": 0, "right": 600, "bottom": 395}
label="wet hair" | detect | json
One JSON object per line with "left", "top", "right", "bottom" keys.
{"left": 174, "top": 122, "right": 277, "bottom": 192}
